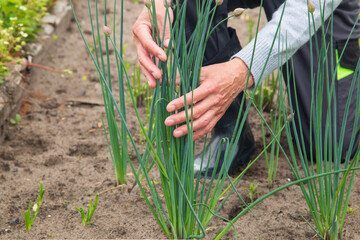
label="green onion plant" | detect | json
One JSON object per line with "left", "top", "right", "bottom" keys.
{"left": 252, "top": 70, "right": 284, "bottom": 188}
{"left": 69, "top": 0, "right": 311, "bottom": 238}
{"left": 70, "top": 0, "right": 262, "bottom": 238}
{"left": 70, "top": 0, "right": 360, "bottom": 238}
{"left": 242, "top": 181, "right": 261, "bottom": 203}
{"left": 277, "top": 3, "right": 360, "bottom": 239}
{"left": 84, "top": 0, "right": 130, "bottom": 186}
{"left": 24, "top": 182, "right": 45, "bottom": 231}
{"left": 264, "top": 88, "right": 285, "bottom": 188}
{"left": 252, "top": 72, "right": 279, "bottom": 112}
{"left": 214, "top": 1, "right": 360, "bottom": 239}
{"left": 74, "top": 194, "right": 99, "bottom": 226}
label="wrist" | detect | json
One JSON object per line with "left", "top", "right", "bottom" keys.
{"left": 230, "top": 57, "right": 254, "bottom": 89}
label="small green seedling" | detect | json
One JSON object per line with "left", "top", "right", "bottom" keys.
{"left": 74, "top": 194, "right": 99, "bottom": 226}
{"left": 346, "top": 206, "right": 359, "bottom": 214}
{"left": 10, "top": 114, "right": 21, "bottom": 125}
{"left": 63, "top": 69, "right": 73, "bottom": 75}
{"left": 242, "top": 181, "right": 261, "bottom": 203}
{"left": 24, "top": 182, "right": 45, "bottom": 231}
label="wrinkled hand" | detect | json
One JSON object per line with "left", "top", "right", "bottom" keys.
{"left": 132, "top": 3, "right": 173, "bottom": 88}
{"left": 164, "top": 58, "right": 254, "bottom": 141}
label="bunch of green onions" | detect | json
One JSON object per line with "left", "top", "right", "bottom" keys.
{"left": 277, "top": 3, "right": 360, "bottom": 239}
{"left": 69, "top": 0, "right": 259, "bottom": 238}
{"left": 69, "top": 0, "right": 360, "bottom": 238}
{"left": 215, "top": 1, "right": 360, "bottom": 239}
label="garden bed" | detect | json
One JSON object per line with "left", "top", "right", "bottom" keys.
{"left": 0, "top": 0, "right": 360, "bottom": 239}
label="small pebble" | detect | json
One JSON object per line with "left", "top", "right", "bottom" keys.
{"left": 83, "top": 30, "right": 92, "bottom": 35}
{"left": 69, "top": 146, "right": 77, "bottom": 154}
{"left": 49, "top": 111, "right": 57, "bottom": 117}
{"left": 8, "top": 217, "right": 19, "bottom": 224}
{"left": 76, "top": 89, "right": 86, "bottom": 98}
{"left": 5, "top": 229, "right": 11, "bottom": 233}
{"left": 0, "top": 150, "right": 15, "bottom": 160}
{"left": 1, "top": 163, "right": 10, "bottom": 171}
{"left": 48, "top": 215, "right": 51, "bottom": 218}
{"left": 288, "top": 212, "right": 299, "bottom": 220}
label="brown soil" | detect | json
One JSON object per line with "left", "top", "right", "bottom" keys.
{"left": 1, "top": 1, "right": 360, "bottom": 239}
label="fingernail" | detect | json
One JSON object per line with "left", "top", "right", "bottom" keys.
{"left": 174, "top": 129, "right": 183, "bottom": 137}
{"left": 164, "top": 39, "right": 170, "bottom": 47}
{"left": 167, "top": 104, "right": 176, "bottom": 112}
{"left": 158, "top": 54, "right": 167, "bottom": 62}
{"left": 165, "top": 118, "right": 174, "bottom": 126}
{"left": 148, "top": 80, "right": 155, "bottom": 88}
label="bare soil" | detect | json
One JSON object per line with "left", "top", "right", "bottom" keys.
{"left": 1, "top": 1, "right": 360, "bottom": 239}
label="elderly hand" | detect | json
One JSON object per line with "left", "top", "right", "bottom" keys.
{"left": 132, "top": 2, "right": 173, "bottom": 88}
{"left": 164, "top": 58, "right": 254, "bottom": 141}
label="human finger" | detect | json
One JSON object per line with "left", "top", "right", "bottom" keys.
{"left": 132, "top": 20, "right": 167, "bottom": 62}
{"left": 164, "top": 97, "right": 215, "bottom": 126}
{"left": 192, "top": 117, "right": 219, "bottom": 141}
{"left": 138, "top": 64, "right": 157, "bottom": 88}
{"left": 134, "top": 39, "right": 162, "bottom": 80}
{"left": 171, "top": 109, "right": 218, "bottom": 139}
{"left": 166, "top": 81, "right": 218, "bottom": 112}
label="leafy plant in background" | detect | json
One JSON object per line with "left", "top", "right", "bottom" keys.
{"left": 249, "top": 35, "right": 281, "bottom": 188}
{"left": 24, "top": 182, "right": 45, "bottom": 231}
{"left": 74, "top": 194, "right": 99, "bottom": 226}
{"left": 130, "top": 64, "right": 154, "bottom": 142}
{"left": 242, "top": 181, "right": 261, "bottom": 203}
{"left": 0, "top": 0, "right": 55, "bottom": 82}
{"left": 265, "top": 107, "right": 284, "bottom": 188}
{"left": 0, "top": 21, "right": 27, "bottom": 83}
{"left": 131, "top": 65, "right": 152, "bottom": 107}
{"left": 244, "top": 13, "right": 255, "bottom": 43}
{"left": 252, "top": 72, "right": 279, "bottom": 112}
{"left": 346, "top": 206, "right": 359, "bottom": 214}
{"left": 259, "top": 83, "right": 285, "bottom": 188}
{"left": 0, "top": 0, "right": 55, "bottom": 40}
{"left": 9, "top": 113, "right": 21, "bottom": 125}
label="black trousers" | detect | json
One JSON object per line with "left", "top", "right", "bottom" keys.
{"left": 179, "top": 0, "right": 360, "bottom": 160}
